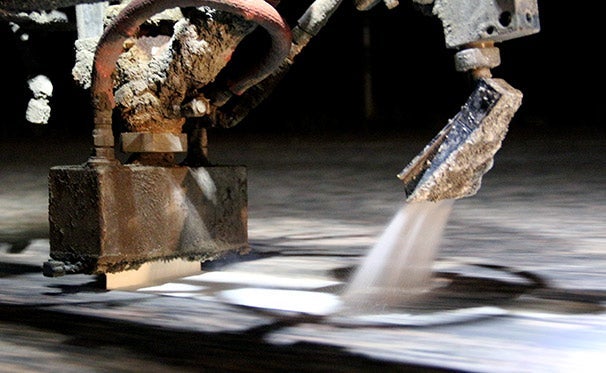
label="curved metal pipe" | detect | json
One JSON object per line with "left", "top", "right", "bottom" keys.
{"left": 90, "top": 0, "right": 291, "bottom": 160}
{"left": 212, "top": 0, "right": 345, "bottom": 128}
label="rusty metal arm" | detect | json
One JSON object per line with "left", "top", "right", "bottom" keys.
{"left": 90, "top": 0, "right": 292, "bottom": 162}
{"left": 396, "top": 0, "right": 539, "bottom": 202}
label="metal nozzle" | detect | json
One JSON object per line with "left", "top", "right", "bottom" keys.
{"left": 398, "top": 78, "right": 523, "bottom": 202}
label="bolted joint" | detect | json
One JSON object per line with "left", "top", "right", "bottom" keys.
{"left": 455, "top": 45, "right": 501, "bottom": 79}
{"left": 92, "top": 126, "right": 115, "bottom": 148}
{"left": 181, "top": 96, "right": 210, "bottom": 118}
{"left": 455, "top": 46, "right": 501, "bottom": 72}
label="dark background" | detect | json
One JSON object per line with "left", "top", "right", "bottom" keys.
{"left": 0, "top": 1, "right": 603, "bottom": 140}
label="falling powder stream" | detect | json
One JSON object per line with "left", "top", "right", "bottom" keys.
{"left": 340, "top": 199, "right": 455, "bottom": 312}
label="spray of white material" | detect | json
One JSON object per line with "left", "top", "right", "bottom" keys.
{"left": 214, "top": 200, "right": 456, "bottom": 317}
{"left": 341, "top": 199, "right": 454, "bottom": 312}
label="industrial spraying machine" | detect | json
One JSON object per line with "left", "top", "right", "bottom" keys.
{"left": 0, "top": 0, "right": 541, "bottom": 287}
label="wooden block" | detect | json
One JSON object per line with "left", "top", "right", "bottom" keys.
{"left": 48, "top": 164, "right": 248, "bottom": 275}
{"left": 104, "top": 258, "right": 202, "bottom": 290}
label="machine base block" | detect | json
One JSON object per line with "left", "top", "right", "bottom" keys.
{"left": 47, "top": 163, "right": 248, "bottom": 275}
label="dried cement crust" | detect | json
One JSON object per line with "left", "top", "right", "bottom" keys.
{"left": 401, "top": 78, "right": 523, "bottom": 202}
